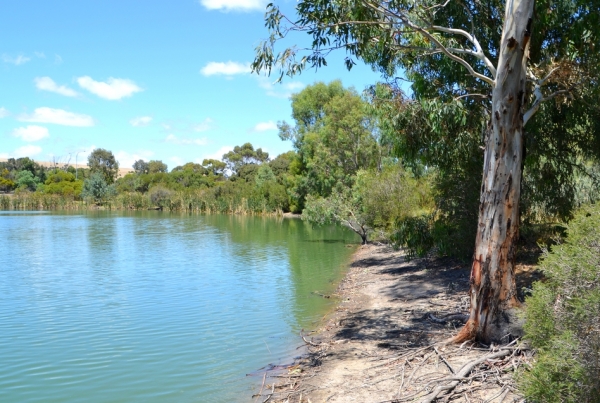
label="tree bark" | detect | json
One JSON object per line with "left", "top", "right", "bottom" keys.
{"left": 454, "top": 0, "right": 535, "bottom": 344}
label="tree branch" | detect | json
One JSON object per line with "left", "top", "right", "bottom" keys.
{"left": 432, "top": 26, "right": 497, "bottom": 78}
{"left": 523, "top": 66, "right": 577, "bottom": 125}
{"left": 361, "top": 0, "right": 495, "bottom": 86}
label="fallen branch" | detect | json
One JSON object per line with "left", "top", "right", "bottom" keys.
{"left": 434, "top": 347, "right": 455, "bottom": 374}
{"left": 262, "top": 383, "right": 275, "bottom": 403}
{"left": 417, "top": 349, "right": 512, "bottom": 403}
{"left": 254, "top": 373, "right": 267, "bottom": 402}
{"left": 300, "top": 330, "right": 322, "bottom": 347}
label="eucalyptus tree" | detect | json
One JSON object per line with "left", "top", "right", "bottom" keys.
{"left": 132, "top": 159, "right": 149, "bottom": 175}
{"left": 147, "top": 160, "right": 168, "bottom": 174}
{"left": 280, "top": 81, "right": 383, "bottom": 206}
{"left": 222, "top": 143, "right": 270, "bottom": 177}
{"left": 88, "top": 148, "right": 119, "bottom": 184}
{"left": 253, "top": 0, "right": 600, "bottom": 342}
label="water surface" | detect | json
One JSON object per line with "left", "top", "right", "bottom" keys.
{"left": 0, "top": 211, "right": 358, "bottom": 402}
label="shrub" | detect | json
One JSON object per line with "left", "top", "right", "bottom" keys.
{"left": 519, "top": 203, "right": 600, "bottom": 402}
{"left": 148, "top": 186, "right": 174, "bottom": 208}
{"left": 390, "top": 214, "right": 434, "bottom": 260}
{"left": 82, "top": 172, "right": 116, "bottom": 204}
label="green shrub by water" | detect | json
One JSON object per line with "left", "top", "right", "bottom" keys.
{"left": 519, "top": 203, "right": 600, "bottom": 402}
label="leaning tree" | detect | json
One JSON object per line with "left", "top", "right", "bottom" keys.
{"left": 253, "top": 0, "right": 600, "bottom": 343}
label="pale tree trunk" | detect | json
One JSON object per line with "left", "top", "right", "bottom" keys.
{"left": 454, "top": 0, "right": 535, "bottom": 344}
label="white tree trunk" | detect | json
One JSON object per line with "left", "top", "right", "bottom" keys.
{"left": 455, "top": 0, "right": 535, "bottom": 343}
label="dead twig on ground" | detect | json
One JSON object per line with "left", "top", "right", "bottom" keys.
{"left": 417, "top": 349, "right": 512, "bottom": 403}
{"left": 300, "top": 330, "right": 322, "bottom": 347}
{"left": 434, "top": 347, "right": 455, "bottom": 374}
{"left": 254, "top": 373, "right": 267, "bottom": 402}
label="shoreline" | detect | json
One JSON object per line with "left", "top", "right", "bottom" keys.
{"left": 253, "top": 244, "right": 530, "bottom": 402}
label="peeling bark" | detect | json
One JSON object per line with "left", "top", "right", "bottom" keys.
{"left": 454, "top": 0, "right": 534, "bottom": 344}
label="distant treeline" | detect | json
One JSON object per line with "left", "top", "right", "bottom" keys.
{"left": 2, "top": 81, "right": 599, "bottom": 258}
{"left": 0, "top": 146, "right": 294, "bottom": 215}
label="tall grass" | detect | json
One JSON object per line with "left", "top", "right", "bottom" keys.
{"left": 0, "top": 193, "right": 84, "bottom": 210}
{"left": 0, "top": 189, "right": 285, "bottom": 215}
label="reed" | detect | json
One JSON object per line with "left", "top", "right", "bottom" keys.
{"left": 0, "top": 189, "right": 285, "bottom": 216}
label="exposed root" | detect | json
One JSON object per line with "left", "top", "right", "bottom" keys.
{"left": 450, "top": 319, "right": 477, "bottom": 344}
{"left": 250, "top": 244, "right": 536, "bottom": 403}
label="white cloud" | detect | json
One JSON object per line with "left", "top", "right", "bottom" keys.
{"left": 165, "top": 134, "right": 209, "bottom": 146}
{"left": 6, "top": 145, "right": 43, "bottom": 158}
{"left": 77, "top": 76, "right": 143, "bottom": 100}
{"left": 257, "top": 76, "right": 305, "bottom": 98}
{"left": 55, "top": 54, "right": 63, "bottom": 64}
{"left": 115, "top": 150, "right": 154, "bottom": 169}
{"left": 11, "top": 126, "right": 50, "bottom": 142}
{"left": 200, "top": 0, "right": 267, "bottom": 11}
{"left": 193, "top": 118, "right": 214, "bottom": 132}
{"left": 200, "top": 61, "right": 251, "bottom": 77}
{"left": 200, "top": 145, "right": 234, "bottom": 162}
{"left": 0, "top": 107, "right": 9, "bottom": 118}
{"left": 18, "top": 107, "right": 94, "bottom": 127}
{"left": 130, "top": 116, "right": 153, "bottom": 127}
{"left": 2, "top": 54, "right": 31, "bottom": 65}
{"left": 34, "top": 77, "right": 78, "bottom": 97}
{"left": 34, "top": 52, "right": 46, "bottom": 59}
{"left": 251, "top": 121, "right": 277, "bottom": 132}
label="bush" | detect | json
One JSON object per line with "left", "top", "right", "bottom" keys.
{"left": 519, "top": 203, "right": 600, "bottom": 402}
{"left": 148, "top": 186, "right": 174, "bottom": 208}
{"left": 82, "top": 172, "right": 116, "bottom": 204}
{"left": 390, "top": 214, "right": 434, "bottom": 260}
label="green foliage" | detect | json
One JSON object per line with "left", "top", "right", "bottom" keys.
{"left": 82, "top": 172, "right": 116, "bottom": 204}
{"left": 222, "top": 143, "right": 269, "bottom": 177}
{"left": 131, "top": 159, "right": 168, "bottom": 176}
{"left": 0, "top": 192, "right": 83, "bottom": 210}
{"left": 371, "top": 86, "right": 483, "bottom": 258}
{"left": 87, "top": 148, "right": 119, "bottom": 184}
{"left": 281, "top": 81, "right": 384, "bottom": 208}
{"left": 355, "top": 164, "right": 432, "bottom": 233}
{"left": 148, "top": 186, "right": 174, "bottom": 209}
{"left": 0, "top": 169, "right": 16, "bottom": 192}
{"left": 255, "top": 164, "right": 276, "bottom": 187}
{"left": 520, "top": 204, "right": 600, "bottom": 402}
{"left": 254, "top": 0, "right": 600, "bottom": 262}
{"left": 0, "top": 157, "right": 46, "bottom": 183}
{"left": 431, "top": 166, "right": 481, "bottom": 259}
{"left": 391, "top": 215, "right": 435, "bottom": 260}
{"left": 268, "top": 151, "right": 294, "bottom": 182}
{"left": 303, "top": 185, "right": 370, "bottom": 244}
{"left": 148, "top": 160, "right": 168, "bottom": 174}
{"left": 201, "top": 159, "right": 226, "bottom": 177}
{"left": 132, "top": 159, "right": 149, "bottom": 174}
{"left": 15, "top": 170, "right": 41, "bottom": 192}
{"left": 40, "top": 170, "right": 83, "bottom": 197}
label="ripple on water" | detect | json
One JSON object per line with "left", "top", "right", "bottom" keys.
{"left": 0, "top": 212, "right": 357, "bottom": 402}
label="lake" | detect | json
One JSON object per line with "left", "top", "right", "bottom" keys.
{"left": 0, "top": 211, "right": 358, "bottom": 402}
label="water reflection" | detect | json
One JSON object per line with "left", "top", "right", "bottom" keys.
{"left": 0, "top": 211, "right": 358, "bottom": 402}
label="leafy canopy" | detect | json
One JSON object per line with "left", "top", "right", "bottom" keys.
{"left": 88, "top": 148, "right": 119, "bottom": 184}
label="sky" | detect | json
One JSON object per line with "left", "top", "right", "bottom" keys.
{"left": 0, "top": 0, "right": 384, "bottom": 171}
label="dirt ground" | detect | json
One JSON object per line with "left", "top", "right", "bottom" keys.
{"left": 252, "top": 244, "right": 538, "bottom": 403}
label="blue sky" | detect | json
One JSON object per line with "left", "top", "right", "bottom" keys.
{"left": 0, "top": 0, "right": 383, "bottom": 170}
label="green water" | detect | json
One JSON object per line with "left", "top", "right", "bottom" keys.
{"left": 0, "top": 211, "right": 358, "bottom": 402}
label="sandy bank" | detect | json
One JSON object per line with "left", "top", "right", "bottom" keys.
{"left": 253, "top": 244, "right": 535, "bottom": 403}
